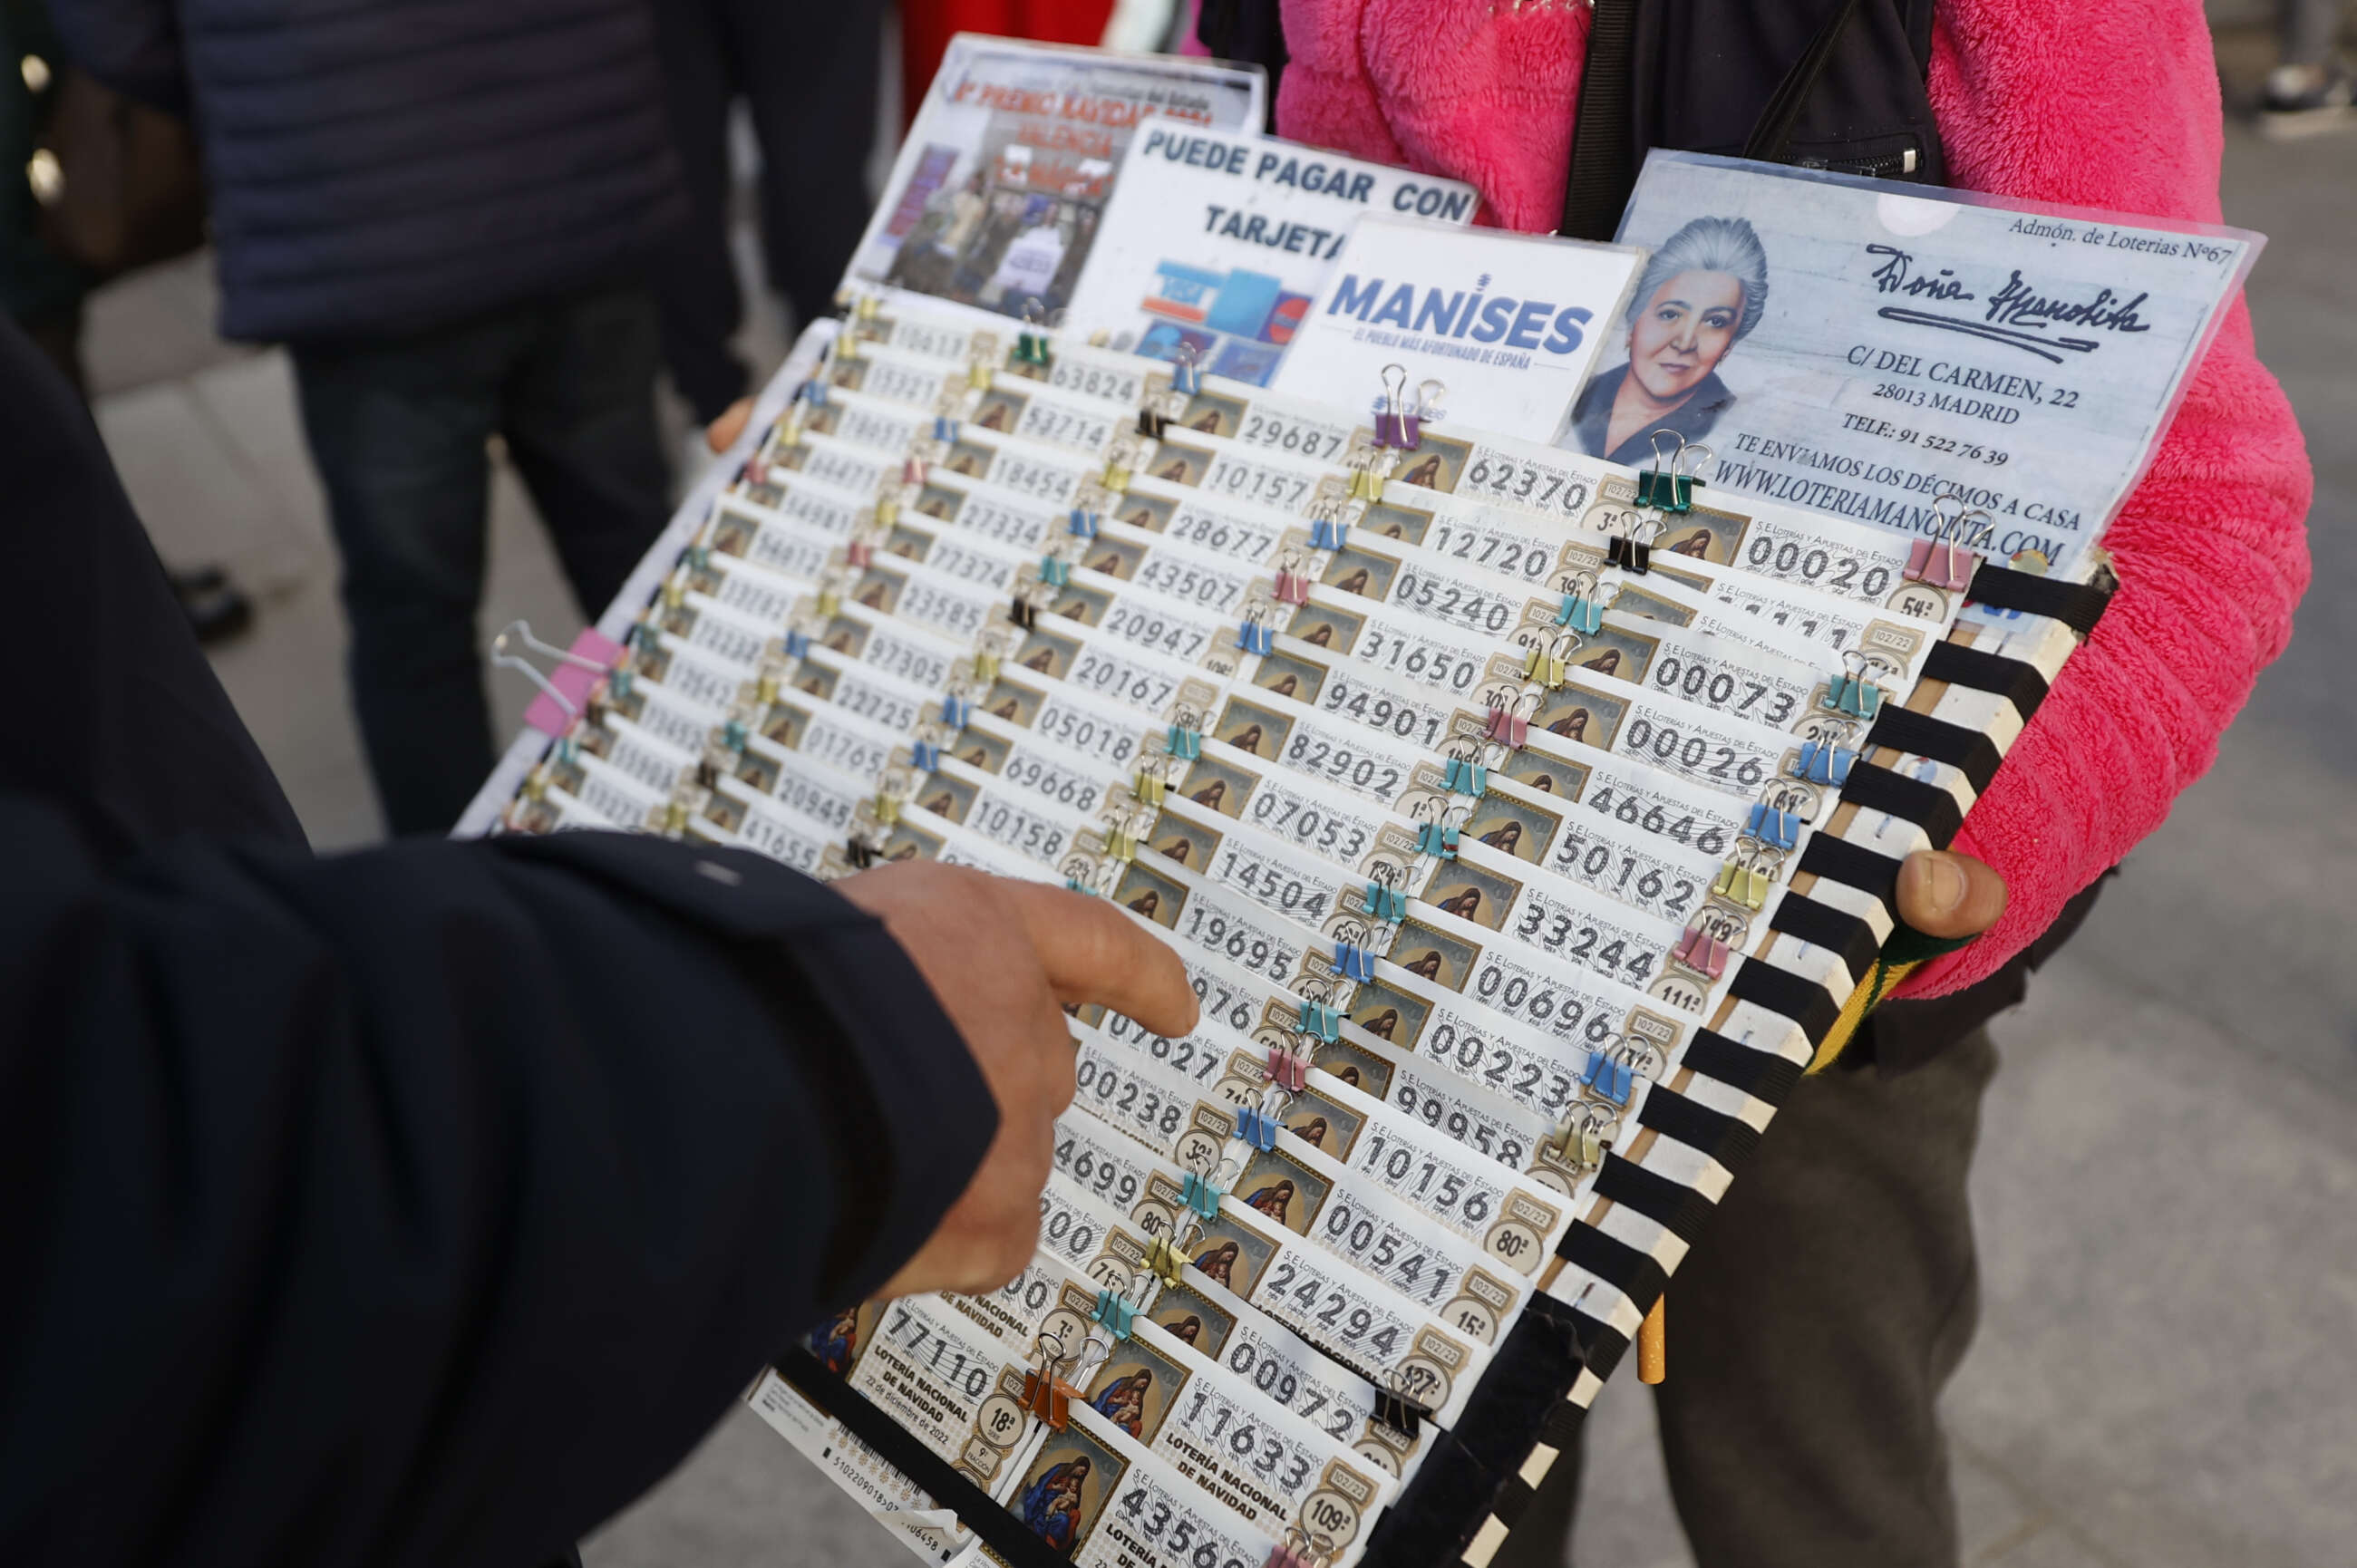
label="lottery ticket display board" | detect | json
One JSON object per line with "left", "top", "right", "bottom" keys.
{"left": 453, "top": 65, "right": 2272, "bottom": 1568}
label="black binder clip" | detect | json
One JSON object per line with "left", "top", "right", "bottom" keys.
{"left": 1137, "top": 405, "right": 1169, "bottom": 440}
{"left": 1009, "top": 594, "right": 1038, "bottom": 630}
{"left": 1372, "top": 1377, "right": 1432, "bottom": 1438}
{"left": 1605, "top": 514, "right": 1663, "bottom": 576}
{"left": 845, "top": 839, "right": 879, "bottom": 870}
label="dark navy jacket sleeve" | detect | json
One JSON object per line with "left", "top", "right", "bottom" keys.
{"left": 45, "top": 0, "right": 184, "bottom": 113}
{"left": 0, "top": 804, "right": 996, "bottom": 1568}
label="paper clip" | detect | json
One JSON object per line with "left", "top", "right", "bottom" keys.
{"left": 1417, "top": 821, "right": 1460, "bottom": 859}
{"left": 1295, "top": 1001, "right": 1341, "bottom": 1043}
{"left": 1144, "top": 1233, "right": 1189, "bottom": 1287}
{"left": 1166, "top": 721, "right": 1203, "bottom": 760}
{"left": 1636, "top": 430, "right": 1712, "bottom": 513}
{"left": 1237, "top": 1106, "right": 1282, "bottom": 1152}
{"left": 1671, "top": 918, "right": 1732, "bottom": 981}
{"left": 1269, "top": 1042, "right": 1315, "bottom": 1092}
{"left": 1486, "top": 703, "right": 1528, "bottom": 750}
{"left": 1136, "top": 406, "right": 1169, "bottom": 440}
{"left": 1170, "top": 345, "right": 1203, "bottom": 396}
{"left": 942, "top": 694, "right": 974, "bottom": 729}
{"left": 1524, "top": 644, "right": 1568, "bottom": 688}
{"left": 1014, "top": 299, "right": 1052, "bottom": 367}
{"left": 1792, "top": 731, "right": 1857, "bottom": 787}
{"left": 1334, "top": 942, "right": 1378, "bottom": 983}
{"left": 1132, "top": 766, "right": 1167, "bottom": 806}
{"left": 1443, "top": 757, "right": 1488, "bottom": 798}
{"left": 911, "top": 739, "right": 941, "bottom": 772}
{"left": 1237, "top": 618, "right": 1276, "bottom": 656}
{"left": 1744, "top": 801, "right": 1802, "bottom": 852}
{"left": 1181, "top": 1170, "right": 1226, "bottom": 1221}
{"left": 1363, "top": 880, "right": 1409, "bottom": 923}
{"left": 1274, "top": 566, "right": 1312, "bottom": 606}
{"left": 1068, "top": 506, "right": 1101, "bottom": 540}
{"left": 1310, "top": 515, "right": 1349, "bottom": 552}
{"left": 1040, "top": 555, "right": 1072, "bottom": 587}
{"left": 1091, "top": 1289, "right": 1138, "bottom": 1340}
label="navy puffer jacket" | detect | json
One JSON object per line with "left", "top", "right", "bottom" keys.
{"left": 51, "top": 0, "right": 684, "bottom": 343}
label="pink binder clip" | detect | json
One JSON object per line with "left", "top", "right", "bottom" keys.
{"left": 1671, "top": 921, "right": 1731, "bottom": 981}
{"left": 498, "top": 622, "right": 626, "bottom": 737}
{"left": 845, "top": 539, "right": 874, "bottom": 568}
{"left": 1485, "top": 704, "right": 1527, "bottom": 749}
{"left": 1267, "top": 1044, "right": 1312, "bottom": 1093}
{"left": 1274, "top": 567, "right": 1312, "bottom": 606}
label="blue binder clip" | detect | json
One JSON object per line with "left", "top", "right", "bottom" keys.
{"left": 932, "top": 415, "right": 961, "bottom": 442}
{"left": 1417, "top": 822, "right": 1460, "bottom": 859}
{"left": 1068, "top": 506, "right": 1101, "bottom": 539}
{"left": 1582, "top": 1050, "right": 1636, "bottom": 1106}
{"left": 1166, "top": 722, "right": 1203, "bottom": 760}
{"left": 911, "top": 739, "right": 941, "bottom": 772}
{"left": 1170, "top": 345, "right": 1203, "bottom": 396}
{"left": 1557, "top": 593, "right": 1605, "bottom": 635}
{"left": 1443, "top": 758, "right": 1487, "bottom": 798}
{"left": 1182, "top": 1170, "right": 1225, "bottom": 1220}
{"left": 783, "top": 629, "right": 810, "bottom": 659}
{"left": 1236, "top": 619, "right": 1276, "bottom": 656}
{"left": 942, "top": 694, "right": 974, "bottom": 729}
{"left": 721, "top": 720, "right": 749, "bottom": 753}
{"left": 1237, "top": 1107, "right": 1282, "bottom": 1151}
{"left": 1297, "top": 1000, "right": 1341, "bottom": 1040}
{"left": 1794, "top": 734, "right": 1857, "bottom": 787}
{"left": 1364, "top": 881, "right": 1408, "bottom": 923}
{"left": 1041, "top": 556, "right": 1072, "bottom": 587}
{"left": 1091, "top": 1289, "right": 1138, "bottom": 1340}
{"left": 1311, "top": 516, "right": 1349, "bottom": 552}
{"left": 1335, "top": 943, "right": 1378, "bottom": 983}
{"left": 1744, "top": 801, "right": 1802, "bottom": 851}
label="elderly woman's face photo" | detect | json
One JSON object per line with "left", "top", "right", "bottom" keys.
{"left": 1627, "top": 269, "right": 1747, "bottom": 404}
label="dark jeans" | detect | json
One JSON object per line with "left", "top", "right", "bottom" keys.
{"left": 1497, "top": 1030, "right": 1999, "bottom": 1568}
{"left": 293, "top": 286, "right": 670, "bottom": 835}
{"left": 651, "top": 0, "right": 880, "bottom": 421}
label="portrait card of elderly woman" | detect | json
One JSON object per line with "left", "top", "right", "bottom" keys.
{"left": 1563, "top": 215, "right": 1771, "bottom": 465}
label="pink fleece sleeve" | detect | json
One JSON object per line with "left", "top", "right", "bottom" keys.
{"left": 1896, "top": 0, "right": 2313, "bottom": 995}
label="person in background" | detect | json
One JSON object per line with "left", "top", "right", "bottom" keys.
{"left": 3, "top": 0, "right": 248, "bottom": 644}
{"left": 52, "top": 0, "right": 684, "bottom": 837}
{"left": 650, "top": 0, "right": 884, "bottom": 432}
{"left": 1275, "top": 1, "right": 2312, "bottom": 1565}
{"left": 0, "top": 311, "right": 1200, "bottom": 1568}
{"left": 2260, "top": 0, "right": 2352, "bottom": 135}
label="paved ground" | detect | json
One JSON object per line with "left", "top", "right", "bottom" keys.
{"left": 73, "top": 24, "right": 2352, "bottom": 1568}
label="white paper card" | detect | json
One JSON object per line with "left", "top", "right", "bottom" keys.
{"left": 1063, "top": 128, "right": 1477, "bottom": 387}
{"left": 1272, "top": 219, "right": 1643, "bottom": 440}
{"left": 1589, "top": 150, "right": 2261, "bottom": 567}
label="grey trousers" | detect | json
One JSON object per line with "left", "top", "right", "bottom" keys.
{"left": 1495, "top": 1030, "right": 2000, "bottom": 1568}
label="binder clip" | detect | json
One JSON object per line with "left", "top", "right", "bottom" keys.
{"left": 1334, "top": 941, "right": 1378, "bottom": 983}
{"left": 932, "top": 415, "right": 961, "bottom": 443}
{"left": 1635, "top": 430, "right": 1712, "bottom": 513}
{"left": 965, "top": 358, "right": 994, "bottom": 392}
{"left": 942, "top": 694, "right": 974, "bottom": 729}
{"left": 1442, "top": 757, "right": 1487, "bottom": 798}
{"left": 1170, "top": 345, "right": 1203, "bottom": 397}
{"left": 1373, "top": 364, "right": 1415, "bottom": 450}
{"left": 1709, "top": 847, "right": 1781, "bottom": 911}
{"left": 1091, "top": 1289, "right": 1139, "bottom": 1341}
{"left": 1068, "top": 505, "right": 1101, "bottom": 540}
{"left": 753, "top": 670, "right": 780, "bottom": 706}
{"left": 1274, "top": 564, "right": 1313, "bottom": 606}
{"left": 1295, "top": 1001, "right": 1341, "bottom": 1044}
{"left": 782, "top": 628, "right": 811, "bottom": 659}
{"left": 814, "top": 585, "right": 841, "bottom": 617}
{"left": 1545, "top": 1106, "right": 1613, "bottom": 1175}
{"left": 1556, "top": 575, "right": 1608, "bottom": 635}
{"left": 1524, "top": 644, "right": 1568, "bottom": 688}
{"left": 1605, "top": 516, "right": 1662, "bottom": 576}
{"left": 1264, "top": 1530, "right": 1324, "bottom": 1568}
{"left": 1372, "top": 1381, "right": 1431, "bottom": 1438}
{"left": 973, "top": 648, "right": 1003, "bottom": 682}
{"left": 1103, "top": 824, "right": 1140, "bottom": 865}
{"left": 1136, "top": 406, "right": 1169, "bottom": 440}
{"left": 872, "top": 494, "right": 900, "bottom": 528}
{"left": 899, "top": 454, "right": 926, "bottom": 488}
{"left": 912, "top": 739, "right": 941, "bottom": 772}
{"left": 626, "top": 621, "right": 661, "bottom": 654}
{"left": 1237, "top": 1106, "right": 1282, "bottom": 1152}
{"left": 1417, "top": 821, "right": 1460, "bottom": 859}
{"left": 1310, "top": 514, "right": 1350, "bottom": 552}
{"left": 1792, "top": 728, "right": 1858, "bottom": 788}
{"left": 1907, "top": 495, "right": 1993, "bottom": 592}
{"left": 1363, "top": 880, "right": 1409, "bottom": 923}
{"left": 1020, "top": 1367, "right": 1073, "bottom": 1429}
{"left": 1269, "top": 1041, "right": 1315, "bottom": 1091}
{"left": 1348, "top": 464, "right": 1386, "bottom": 503}
{"left": 1744, "top": 801, "right": 1802, "bottom": 852}
{"left": 868, "top": 792, "right": 901, "bottom": 828}
{"left": 1820, "top": 652, "right": 1884, "bottom": 720}
{"left": 844, "top": 538, "right": 873, "bottom": 569}
{"left": 1580, "top": 1048, "right": 1636, "bottom": 1107}
{"left": 1236, "top": 617, "right": 1277, "bottom": 656}
{"left": 1144, "top": 1233, "right": 1189, "bottom": 1288}
{"left": 721, "top": 719, "right": 749, "bottom": 754}
{"left": 1132, "top": 766, "right": 1168, "bottom": 807}
{"left": 1014, "top": 299, "right": 1052, "bottom": 367}
{"left": 1181, "top": 1168, "right": 1227, "bottom": 1221}
{"left": 1165, "top": 721, "right": 1204, "bottom": 760}
{"left": 845, "top": 838, "right": 879, "bottom": 870}
{"left": 1009, "top": 595, "right": 1038, "bottom": 630}
{"left": 1040, "top": 555, "right": 1072, "bottom": 587}
{"left": 1670, "top": 917, "right": 1733, "bottom": 982}
{"left": 1101, "top": 444, "right": 1134, "bottom": 493}
{"left": 1485, "top": 702, "right": 1528, "bottom": 750}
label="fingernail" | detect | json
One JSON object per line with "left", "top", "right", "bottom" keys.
{"left": 1910, "top": 853, "right": 1965, "bottom": 917}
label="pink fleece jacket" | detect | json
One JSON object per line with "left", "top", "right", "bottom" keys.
{"left": 1275, "top": 0, "right": 2313, "bottom": 998}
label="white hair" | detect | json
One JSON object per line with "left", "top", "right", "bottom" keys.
{"left": 1628, "top": 216, "right": 1770, "bottom": 340}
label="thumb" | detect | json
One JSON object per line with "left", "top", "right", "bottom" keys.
{"left": 1896, "top": 850, "right": 2008, "bottom": 940}
{"left": 1003, "top": 882, "right": 1199, "bottom": 1037}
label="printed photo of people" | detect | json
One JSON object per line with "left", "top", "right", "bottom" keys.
{"left": 1561, "top": 216, "right": 1770, "bottom": 467}
{"left": 1012, "top": 1426, "right": 1122, "bottom": 1557}
{"left": 883, "top": 158, "right": 1108, "bottom": 323}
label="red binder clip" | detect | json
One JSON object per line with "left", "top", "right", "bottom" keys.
{"left": 1485, "top": 702, "right": 1528, "bottom": 749}
{"left": 845, "top": 538, "right": 873, "bottom": 568}
{"left": 1274, "top": 566, "right": 1312, "bottom": 606}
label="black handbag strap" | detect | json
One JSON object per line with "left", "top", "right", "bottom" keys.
{"left": 1559, "top": 0, "right": 1644, "bottom": 239}
{"left": 1741, "top": 0, "right": 1867, "bottom": 162}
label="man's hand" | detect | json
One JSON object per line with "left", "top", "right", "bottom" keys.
{"left": 838, "top": 863, "right": 1198, "bottom": 1298}
{"left": 1896, "top": 849, "right": 2008, "bottom": 941}
{"left": 706, "top": 398, "right": 754, "bottom": 455}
